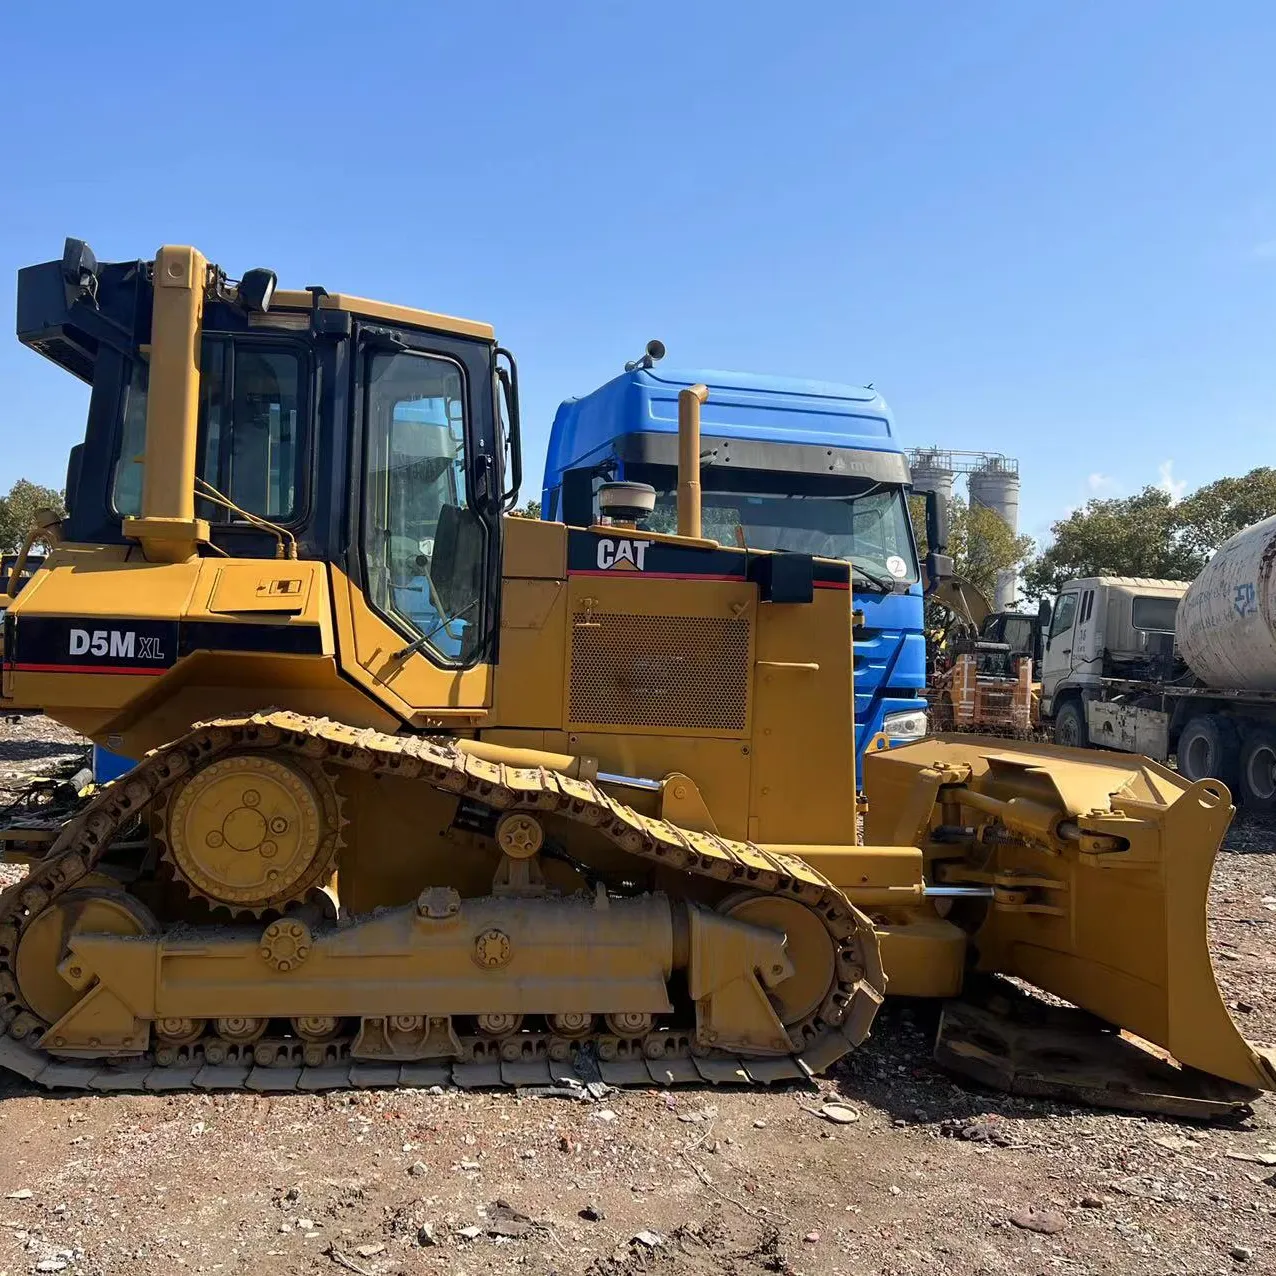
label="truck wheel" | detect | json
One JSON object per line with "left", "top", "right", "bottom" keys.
{"left": 1053, "top": 700, "right": 1088, "bottom": 749}
{"left": 1239, "top": 727, "right": 1276, "bottom": 811}
{"left": 1176, "top": 715, "right": 1241, "bottom": 789}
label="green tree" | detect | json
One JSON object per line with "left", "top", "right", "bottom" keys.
{"left": 1170, "top": 467, "right": 1276, "bottom": 562}
{"left": 508, "top": 498, "right": 541, "bottom": 520}
{"left": 1021, "top": 486, "right": 1200, "bottom": 600}
{"left": 0, "top": 479, "right": 66, "bottom": 553}
{"left": 910, "top": 493, "right": 1035, "bottom": 603}
{"left": 1023, "top": 469, "right": 1276, "bottom": 600}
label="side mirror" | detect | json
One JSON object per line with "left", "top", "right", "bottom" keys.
{"left": 561, "top": 467, "right": 597, "bottom": 527}
{"left": 1033, "top": 601, "right": 1050, "bottom": 663}
{"left": 924, "top": 551, "right": 953, "bottom": 587}
{"left": 496, "top": 347, "right": 522, "bottom": 511}
{"left": 924, "top": 488, "right": 949, "bottom": 553}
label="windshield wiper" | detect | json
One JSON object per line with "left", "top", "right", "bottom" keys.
{"left": 851, "top": 564, "right": 899, "bottom": 593}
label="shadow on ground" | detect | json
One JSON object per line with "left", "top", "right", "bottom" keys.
{"left": 1223, "top": 812, "right": 1276, "bottom": 855}
{"left": 0, "top": 740, "right": 88, "bottom": 766}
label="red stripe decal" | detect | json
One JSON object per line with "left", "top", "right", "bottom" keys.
{"left": 568, "top": 570, "right": 745, "bottom": 582}
{"left": 569, "top": 570, "right": 852, "bottom": 589}
{"left": 11, "top": 662, "right": 166, "bottom": 677}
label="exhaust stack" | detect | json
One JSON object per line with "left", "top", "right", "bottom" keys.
{"left": 121, "top": 245, "right": 210, "bottom": 563}
{"left": 677, "top": 383, "right": 708, "bottom": 540}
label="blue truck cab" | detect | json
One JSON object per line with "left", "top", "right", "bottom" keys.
{"left": 541, "top": 365, "right": 929, "bottom": 763}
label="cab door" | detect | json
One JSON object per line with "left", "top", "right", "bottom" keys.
{"left": 332, "top": 326, "right": 502, "bottom": 725}
{"left": 1040, "top": 589, "right": 1080, "bottom": 705}
{"left": 1073, "top": 586, "right": 1097, "bottom": 672}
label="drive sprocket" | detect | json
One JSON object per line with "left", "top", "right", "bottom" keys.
{"left": 159, "top": 752, "right": 341, "bottom": 916}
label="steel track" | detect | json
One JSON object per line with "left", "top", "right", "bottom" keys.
{"left": 0, "top": 711, "right": 884, "bottom": 1092}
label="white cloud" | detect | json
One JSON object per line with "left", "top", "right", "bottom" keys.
{"left": 1087, "top": 472, "right": 1115, "bottom": 493}
{"left": 1157, "top": 460, "right": 1187, "bottom": 503}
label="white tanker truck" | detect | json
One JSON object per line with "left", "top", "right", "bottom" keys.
{"left": 1039, "top": 513, "right": 1276, "bottom": 809}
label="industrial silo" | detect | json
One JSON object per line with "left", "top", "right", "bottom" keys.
{"left": 968, "top": 457, "right": 1021, "bottom": 610}
{"left": 907, "top": 450, "right": 955, "bottom": 551}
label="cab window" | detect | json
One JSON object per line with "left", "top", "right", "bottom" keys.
{"left": 111, "top": 360, "right": 149, "bottom": 517}
{"left": 1132, "top": 596, "right": 1179, "bottom": 632}
{"left": 111, "top": 337, "right": 307, "bottom": 523}
{"left": 197, "top": 341, "right": 303, "bottom": 520}
{"left": 1049, "top": 592, "right": 1078, "bottom": 642}
{"left": 361, "top": 350, "right": 484, "bottom": 665}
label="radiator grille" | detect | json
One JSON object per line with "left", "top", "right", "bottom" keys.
{"left": 569, "top": 612, "right": 750, "bottom": 731}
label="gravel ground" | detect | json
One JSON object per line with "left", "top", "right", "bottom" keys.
{"left": 1, "top": 718, "right": 1276, "bottom": 1276}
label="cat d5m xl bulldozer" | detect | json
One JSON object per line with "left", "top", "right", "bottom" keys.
{"left": 0, "top": 239, "right": 1269, "bottom": 1108}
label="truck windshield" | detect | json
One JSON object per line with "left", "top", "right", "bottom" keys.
{"left": 638, "top": 472, "right": 919, "bottom": 587}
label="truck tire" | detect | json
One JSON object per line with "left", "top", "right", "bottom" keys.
{"left": 1176, "top": 715, "right": 1241, "bottom": 789}
{"left": 1053, "top": 700, "right": 1088, "bottom": 749}
{"left": 1239, "top": 726, "right": 1276, "bottom": 812}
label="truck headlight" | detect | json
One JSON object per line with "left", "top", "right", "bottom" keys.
{"left": 882, "top": 709, "right": 928, "bottom": 740}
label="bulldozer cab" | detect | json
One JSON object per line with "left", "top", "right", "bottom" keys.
{"left": 13, "top": 241, "right": 514, "bottom": 733}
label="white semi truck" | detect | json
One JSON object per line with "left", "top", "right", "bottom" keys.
{"left": 1039, "top": 514, "right": 1276, "bottom": 809}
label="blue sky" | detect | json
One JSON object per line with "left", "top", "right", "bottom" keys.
{"left": 2, "top": 2, "right": 1274, "bottom": 549}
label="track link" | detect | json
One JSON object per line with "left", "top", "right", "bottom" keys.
{"left": 0, "top": 711, "right": 884, "bottom": 1092}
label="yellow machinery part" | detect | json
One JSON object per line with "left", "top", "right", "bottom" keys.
{"left": 160, "top": 752, "right": 341, "bottom": 915}
{"left": 3, "top": 716, "right": 1267, "bottom": 1100}
{"left": 2, "top": 241, "right": 1261, "bottom": 1110}
{"left": 0, "top": 712, "right": 887, "bottom": 1084}
{"left": 717, "top": 893, "right": 834, "bottom": 1024}
{"left": 15, "top": 889, "right": 157, "bottom": 1027}
{"left": 49, "top": 889, "right": 798, "bottom": 1059}
{"left": 863, "top": 734, "right": 1276, "bottom": 1092}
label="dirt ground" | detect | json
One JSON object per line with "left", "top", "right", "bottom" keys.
{"left": 2, "top": 717, "right": 1276, "bottom": 1276}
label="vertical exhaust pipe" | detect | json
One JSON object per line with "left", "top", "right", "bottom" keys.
{"left": 677, "top": 384, "right": 708, "bottom": 540}
{"left": 122, "top": 245, "right": 210, "bottom": 563}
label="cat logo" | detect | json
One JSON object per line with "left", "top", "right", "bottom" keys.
{"left": 596, "top": 537, "right": 651, "bottom": 571}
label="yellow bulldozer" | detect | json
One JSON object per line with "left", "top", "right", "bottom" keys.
{"left": 0, "top": 239, "right": 1268, "bottom": 1111}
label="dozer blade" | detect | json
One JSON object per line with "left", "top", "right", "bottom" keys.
{"left": 863, "top": 735, "right": 1276, "bottom": 1098}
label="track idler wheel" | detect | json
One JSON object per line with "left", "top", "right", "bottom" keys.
{"left": 718, "top": 892, "right": 837, "bottom": 1027}
{"left": 14, "top": 888, "right": 158, "bottom": 1030}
